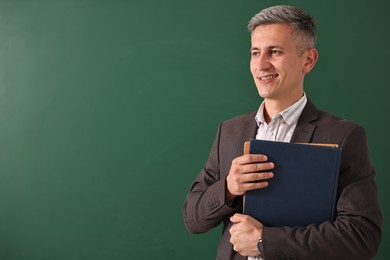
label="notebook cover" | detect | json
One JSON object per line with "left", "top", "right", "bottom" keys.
{"left": 243, "top": 139, "right": 342, "bottom": 227}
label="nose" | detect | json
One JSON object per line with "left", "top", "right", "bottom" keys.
{"left": 255, "top": 53, "right": 271, "bottom": 71}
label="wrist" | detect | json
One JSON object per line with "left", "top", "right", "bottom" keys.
{"left": 226, "top": 190, "right": 236, "bottom": 203}
{"left": 225, "top": 179, "right": 237, "bottom": 204}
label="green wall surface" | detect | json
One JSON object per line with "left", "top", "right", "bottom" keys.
{"left": 0, "top": 0, "right": 388, "bottom": 259}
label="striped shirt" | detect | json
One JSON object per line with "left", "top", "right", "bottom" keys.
{"left": 255, "top": 94, "right": 307, "bottom": 142}
{"left": 249, "top": 93, "right": 307, "bottom": 260}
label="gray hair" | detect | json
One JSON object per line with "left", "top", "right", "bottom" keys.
{"left": 248, "top": 5, "right": 317, "bottom": 54}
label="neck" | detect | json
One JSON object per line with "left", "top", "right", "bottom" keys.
{"left": 263, "top": 92, "right": 304, "bottom": 123}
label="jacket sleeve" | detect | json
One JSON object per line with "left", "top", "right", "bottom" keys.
{"left": 262, "top": 125, "right": 383, "bottom": 260}
{"left": 183, "top": 123, "right": 242, "bottom": 234}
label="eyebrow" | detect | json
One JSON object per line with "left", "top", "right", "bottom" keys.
{"left": 250, "top": 45, "right": 285, "bottom": 51}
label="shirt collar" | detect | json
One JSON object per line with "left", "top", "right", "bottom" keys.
{"left": 255, "top": 93, "right": 307, "bottom": 126}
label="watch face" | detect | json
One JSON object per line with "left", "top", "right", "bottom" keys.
{"left": 258, "top": 238, "right": 264, "bottom": 254}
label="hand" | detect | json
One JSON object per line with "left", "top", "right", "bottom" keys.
{"left": 229, "top": 213, "right": 263, "bottom": 257}
{"left": 226, "top": 154, "right": 274, "bottom": 202}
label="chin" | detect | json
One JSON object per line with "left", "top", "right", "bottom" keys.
{"left": 256, "top": 89, "right": 273, "bottom": 99}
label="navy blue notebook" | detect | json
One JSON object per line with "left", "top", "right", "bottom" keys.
{"left": 243, "top": 139, "right": 342, "bottom": 227}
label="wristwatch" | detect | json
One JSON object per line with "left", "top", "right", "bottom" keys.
{"left": 257, "top": 237, "right": 264, "bottom": 255}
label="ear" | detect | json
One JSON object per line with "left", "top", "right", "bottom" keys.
{"left": 302, "top": 48, "right": 319, "bottom": 74}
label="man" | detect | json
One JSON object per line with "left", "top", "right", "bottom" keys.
{"left": 183, "top": 5, "right": 383, "bottom": 260}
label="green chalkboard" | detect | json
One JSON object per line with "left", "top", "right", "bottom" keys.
{"left": 0, "top": 0, "right": 388, "bottom": 259}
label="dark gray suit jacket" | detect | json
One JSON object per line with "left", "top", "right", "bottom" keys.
{"left": 183, "top": 100, "right": 383, "bottom": 260}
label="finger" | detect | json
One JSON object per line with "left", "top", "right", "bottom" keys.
{"left": 230, "top": 213, "right": 246, "bottom": 223}
{"left": 241, "top": 162, "right": 274, "bottom": 173}
{"left": 240, "top": 171, "right": 274, "bottom": 183}
{"left": 227, "top": 172, "right": 272, "bottom": 195}
{"left": 242, "top": 180, "right": 270, "bottom": 191}
{"left": 232, "top": 154, "right": 268, "bottom": 165}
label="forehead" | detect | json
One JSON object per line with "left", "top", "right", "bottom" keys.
{"left": 251, "top": 24, "right": 296, "bottom": 49}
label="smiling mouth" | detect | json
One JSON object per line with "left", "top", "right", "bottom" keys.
{"left": 258, "top": 74, "right": 278, "bottom": 81}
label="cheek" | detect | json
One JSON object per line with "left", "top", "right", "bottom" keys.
{"left": 281, "top": 61, "right": 299, "bottom": 76}
{"left": 250, "top": 61, "right": 257, "bottom": 75}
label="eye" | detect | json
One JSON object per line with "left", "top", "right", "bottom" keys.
{"left": 251, "top": 51, "right": 260, "bottom": 57}
{"left": 271, "top": 50, "right": 282, "bottom": 56}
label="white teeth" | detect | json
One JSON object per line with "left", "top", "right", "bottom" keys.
{"left": 260, "top": 75, "right": 277, "bottom": 80}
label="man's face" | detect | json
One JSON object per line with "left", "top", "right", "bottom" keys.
{"left": 250, "top": 24, "right": 311, "bottom": 103}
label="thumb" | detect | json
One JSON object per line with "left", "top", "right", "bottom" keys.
{"left": 230, "top": 213, "right": 245, "bottom": 223}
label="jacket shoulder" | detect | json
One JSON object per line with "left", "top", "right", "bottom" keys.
{"left": 310, "top": 108, "right": 365, "bottom": 145}
{"left": 221, "top": 111, "right": 257, "bottom": 127}
{"left": 316, "top": 110, "right": 360, "bottom": 128}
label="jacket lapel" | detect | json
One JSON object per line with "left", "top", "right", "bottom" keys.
{"left": 242, "top": 99, "right": 320, "bottom": 144}
{"left": 241, "top": 111, "right": 258, "bottom": 142}
{"left": 290, "top": 99, "right": 319, "bottom": 143}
